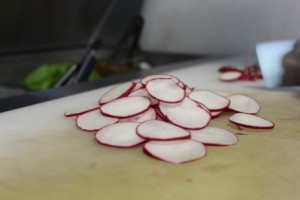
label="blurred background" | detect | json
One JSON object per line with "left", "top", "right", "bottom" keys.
{"left": 1, "top": 0, "right": 299, "bottom": 98}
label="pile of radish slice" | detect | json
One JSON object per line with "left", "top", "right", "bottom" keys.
{"left": 65, "top": 74, "right": 275, "bottom": 164}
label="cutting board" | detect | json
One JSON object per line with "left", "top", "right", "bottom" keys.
{"left": 1, "top": 59, "right": 300, "bottom": 200}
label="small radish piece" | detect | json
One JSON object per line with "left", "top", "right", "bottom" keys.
{"left": 131, "top": 82, "right": 143, "bottom": 92}
{"left": 100, "top": 96, "right": 151, "bottom": 118}
{"left": 99, "top": 81, "right": 135, "bottom": 105}
{"left": 146, "top": 78, "right": 185, "bottom": 103}
{"left": 137, "top": 120, "right": 191, "bottom": 141}
{"left": 227, "top": 94, "right": 260, "bottom": 114}
{"left": 159, "top": 97, "right": 211, "bottom": 130}
{"left": 229, "top": 113, "right": 275, "bottom": 129}
{"left": 211, "top": 111, "right": 222, "bottom": 118}
{"left": 141, "top": 74, "right": 179, "bottom": 86}
{"left": 95, "top": 122, "right": 145, "bottom": 148}
{"left": 64, "top": 106, "right": 100, "bottom": 117}
{"left": 144, "top": 140, "right": 206, "bottom": 164}
{"left": 177, "top": 81, "right": 186, "bottom": 89}
{"left": 219, "top": 71, "right": 242, "bottom": 82}
{"left": 191, "top": 127, "right": 238, "bottom": 146}
{"left": 76, "top": 109, "right": 118, "bottom": 131}
{"left": 129, "top": 88, "right": 159, "bottom": 106}
{"left": 119, "top": 108, "right": 156, "bottom": 123}
{"left": 189, "top": 90, "right": 230, "bottom": 111}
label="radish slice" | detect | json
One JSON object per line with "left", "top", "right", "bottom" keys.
{"left": 227, "top": 94, "right": 260, "bottom": 114}
{"left": 95, "top": 122, "right": 145, "bottom": 148}
{"left": 191, "top": 127, "right": 238, "bottom": 146}
{"left": 131, "top": 82, "right": 143, "bottom": 92}
{"left": 146, "top": 78, "right": 185, "bottom": 103}
{"left": 211, "top": 111, "right": 222, "bottom": 118}
{"left": 129, "top": 88, "right": 159, "bottom": 106}
{"left": 219, "top": 71, "right": 242, "bottom": 82}
{"left": 137, "top": 120, "right": 191, "bottom": 141}
{"left": 141, "top": 74, "right": 179, "bottom": 86}
{"left": 154, "top": 107, "right": 168, "bottom": 121}
{"left": 144, "top": 140, "right": 206, "bottom": 164}
{"left": 99, "top": 81, "right": 135, "bottom": 105}
{"left": 64, "top": 106, "right": 100, "bottom": 117}
{"left": 119, "top": 108, "right": 156, "bottom": 123}
{"left": 229, "top": 113, "right": 275, "bottom": 129}
{"left": 159, "top": 97, "right": 211, "bottom": 130}
{"left": 189, "top": 90, "right": 230, "bottom": 111}
{"left": 185, "top": 87, "right": 193, "bottom": 96}
{"left": 100, "top": 96, "right": 151, "bottom": 118}
{"left": 76, "top": 109, "right": 118, "bottom": 131}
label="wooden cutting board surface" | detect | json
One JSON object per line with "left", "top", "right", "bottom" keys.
{"left": 1, "top": 59, "right": 300, "bottom": 200}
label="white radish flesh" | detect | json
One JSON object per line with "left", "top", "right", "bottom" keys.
{"left": 191, "top": 127, "right": 238, "bottom": 146}
{"left": 76, "top": 109, "right": 118, "bottom": 131}
{"left": 146, "top": 78, "right": 185, "bottom": 103}
{"left": 95, "top": 122, "right": 145, "bottom": 148}
{"left": 64, "top": 106, "right": 100, "bottom": 117}
{"left": 189, "top": 90, "right": 230, "bottom": 111}
{"left": 219, "top": 71, "right": 242, "bottom": 81}
{"left": 129, "top": 88, "right": 159, "bottom": 106}
{"left": 141, "top": 74, "right": 179, "bottom": 86}
{"left": 99, "top": 81, "right": 135, "bottom": 105}
{"left": 137, "top": 120, "right": 191, "bottom": 141}
{"left": 227, "top": 94, "right": 260, "bottom": 114}
{"left": 211, "top": 111, "right": 222, "bottom": 118}
{"left": 100, "top": 96, "right": 151, "bottom": 118}
{"left": 144, "top": 140, "right": 206, "bottom": 164}
{"left": 229, "top": 113, "right": 275, "bottom": 129}
{"left": 119, "top": 108, "right": 156, "bottom": 123}
{"left": 159, "top": 97, "right": 211, "bottom": 130}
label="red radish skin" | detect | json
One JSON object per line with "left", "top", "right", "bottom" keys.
{"left": 76, "top": 109, "right": 119, "bottom": 132}
{"left": 227, "top": 94, "right": 260, "bottom": 114}
{"left": 229, "top": 113, "right": 275, "bottom": 129}
{"left": 119, "top": 108, "right": 156, "bottom": 123}
{"left": 64, "top": 106, "right": 100, "bottom": 117}
{"left": 189, "top": 90, "right": 230, "bottom": 111}
{"left": 95, "top": 122, "right": 145, "bottom": 148}
{"left": 159, "top": 97, "right": 211, "bottom": 130}
{"left": 191, "top": 127, "right": 238, "bottom": 146}
{"left": 99, "top": 81, "right": 135, "bottom": 105}
{"left": 100, "top": 96, "right": 151, "bottom": 118}
{"left": 137, "top": 120, "right": 191, "bottom": 141}
{"left": 219, "top": 71, "right": 242, "bottom": 82}
{"left": 144, "top": 140, "right": 207, "bottom": 164}
{"left": 146, "top": 78, "right": 185, "bottom": 103}
{"left": 141, "top": 74, "right": 180, "bottom": 86}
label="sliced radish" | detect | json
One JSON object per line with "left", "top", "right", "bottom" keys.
{"left": 211, "top": 110, "right": 222, "bottom": 118}
{"left": 185, "top": 87, "right": 193, "bottom": 96}
{"left": 131, "top": 82, "right": 143, "bottom": 92}
{"left": 144, "top": 140, "right": 206, "bottom": 164}
{"left": 159, "top": 97, "right": 211, "bottom": 130}
{"left": 177, "top": 81, "right": 186, "bottom": 89}
{"left": 154, "top": 107, "right": 168, "bottom": 121}
{"left": 227, "top": 94, "right": 260, "bottom": 114}
{"left": 99, "top": 81, "right": 135, "bottom": 105}
{"left": 141, "top": 74, "right": 179, "bottom": 86}
{"left": 129, "top": 88, "right": 159, "bottom": 106}
{"left": 137, "top": 120, "right": 191, "bottom": 141}
{"left": 76, "top": 109, "right": 118, "bottom": 131}
{"left": 191, "top": 127, "right": 238, "bottom": 146}
{"left": 219, "top": 71, "right": 242, "bottom": 82}
{"left": 95, "top": 122, "right": 145, "bottom": 148}
{"left": 189, "top": 90, "right": 230, "bottom": 111}
{"left": 64, "top": 106, "right": 100, "bottom": 117}
{"left": 100, "top": 96, "right": 151, "bottom": 118}
{"left": 229, "top": 113, "right": 275, "bottom": 129}
{"left": 146, "top": 78, "right": 185, "bottom": 103}
{"left": 119, "top": 108, "right": 156, "bottom": 123}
